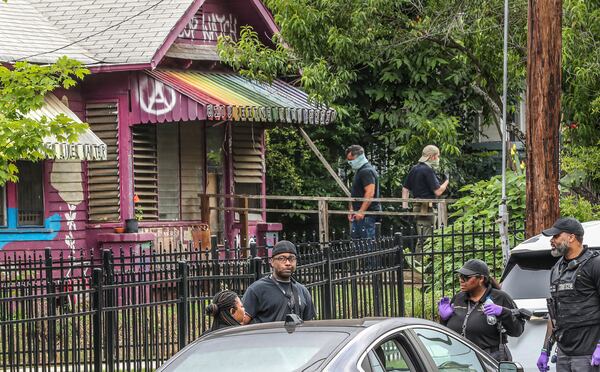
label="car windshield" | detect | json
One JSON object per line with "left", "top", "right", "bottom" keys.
{"left": 502, "top": 254, "right": 558, "bottom": 299}
{"left": 164, "top": 330, "right": 350, "bottom": 372}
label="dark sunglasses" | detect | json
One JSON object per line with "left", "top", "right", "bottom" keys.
{"left": 458, "top": 274, "right": 480, "bottom": 282}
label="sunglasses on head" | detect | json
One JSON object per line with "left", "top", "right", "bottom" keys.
{"left": 458, "top": 274, "right": 480, "bottom": 281}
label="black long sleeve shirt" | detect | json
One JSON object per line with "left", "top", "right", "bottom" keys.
{"left": 442, "top": 286, "right": 525, "bottom": 349}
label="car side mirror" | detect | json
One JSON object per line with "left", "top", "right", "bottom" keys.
{"left": 497, "top": 361, "right": 524, "bottom": 372}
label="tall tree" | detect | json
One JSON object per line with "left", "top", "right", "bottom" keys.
{"left": 0, "top": 57, "right": 89, "bottom": 184}
{"left": 526, "top": 0, "right": 562, "bottom": 236}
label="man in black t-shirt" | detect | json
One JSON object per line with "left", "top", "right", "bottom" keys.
{"left": 537, "top": 218, "right": 600, "bottom": 372}
{"left": 401, "top": 145, "right": 448, "bottom": 251}
{"left": 345, "top": 145, "right": 380, "bottom": 240}
{"left": 242, "top": 240, "right": 315, "bottom": 324}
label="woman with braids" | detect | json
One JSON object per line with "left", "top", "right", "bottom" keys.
{"left": 437, "top": 259, "right": 526, "bottom": 361}
{"left": 206, "top": 290, "right": 245, "bottom": 332}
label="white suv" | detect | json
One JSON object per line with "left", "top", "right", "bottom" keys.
{"left": 500, "top": 220, "right": 600, "bottom": 372}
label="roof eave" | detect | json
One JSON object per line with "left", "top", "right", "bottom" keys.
{"left": 250, "top": 0, "right": 280, "bottom": 35}
{"left": 88, "top": 63, "right": 153, "bottom": 74}
{"left": 150, "top": 0, "right": 207, "bottom": 69}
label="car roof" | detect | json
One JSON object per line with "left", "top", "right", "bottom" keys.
{"left": 511, "top": 220, "right": 600, "bottom": 254}
{"left": 194, "top": 317, "right": 439, "bottom": 341}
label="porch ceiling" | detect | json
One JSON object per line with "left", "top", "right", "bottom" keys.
{"left": 147, "top": 69, "right": 337, "bottom": 125}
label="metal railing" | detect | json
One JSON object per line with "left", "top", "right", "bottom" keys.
{"left": 0, "top": 221, "right": 524, "bottom": 371}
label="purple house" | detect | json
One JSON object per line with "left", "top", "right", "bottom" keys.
{"left": 0, "top": 0, "right": 335, "bottom": 255}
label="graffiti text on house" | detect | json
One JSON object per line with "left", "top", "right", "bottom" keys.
{"left": 178, "top": 12, "right": 238, "bottom": 43}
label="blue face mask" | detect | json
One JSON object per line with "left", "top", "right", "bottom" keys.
{"left": 348, "top": 154, "right": 368, "bottom": 170}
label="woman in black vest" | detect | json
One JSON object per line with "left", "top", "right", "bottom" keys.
{"left": 437, "top": 259, "right": 525, "bottom": 361}
{"left": 206, "top": 290, "right": 245, "bottom": 332}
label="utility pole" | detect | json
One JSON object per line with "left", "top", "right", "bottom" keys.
{"left": 525, "top": 0, "right": 562, "bottom": 237}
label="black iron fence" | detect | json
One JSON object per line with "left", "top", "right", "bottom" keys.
{"left": 0, "top": 222, "right": 524, "bottom": 371}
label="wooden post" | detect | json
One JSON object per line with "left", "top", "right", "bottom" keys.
{"left": 298, "top": 127, "right": 351, "bottom": 197}
{"left": 240, "top": 197, "right": 249, "bottom": 254}
{"left": 200, "top": 194, "right": 210, "bottom": 223}
{"left": 318, "top": 199, "right": 330, "bottom": 243}
{"left": 526, "top": 0, "right": 562, "bottom": 237}
{"left": 437, "top": 200, "right": 448, "bottom": 228}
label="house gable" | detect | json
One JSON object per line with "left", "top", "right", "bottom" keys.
{"left": 162, "top": 0, "right": 278, "bottom": 62}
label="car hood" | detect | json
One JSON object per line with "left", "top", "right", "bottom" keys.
{"left": 511, "top": 220, "right": 600, "bottom": 255}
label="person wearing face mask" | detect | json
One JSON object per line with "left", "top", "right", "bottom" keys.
{"left": 401, "top": 145, "right": 449, "bottom": 251}
{"left": 345, "top": 145, "right": 381, "bottom": 240}
{"left": 536, "top": 217, "right": 600, "bottom": 372}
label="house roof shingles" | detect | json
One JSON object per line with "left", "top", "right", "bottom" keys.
{"left": 0, "top": 0, "right": 195, "bottom": 66}
{"left": 0, "top": 0, "right": 95, "bottom": 64}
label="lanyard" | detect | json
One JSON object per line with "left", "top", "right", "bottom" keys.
{"left": 461, "top": 301, "right": 479, "bottom": 338}
{"left": 270, "top": 275, "right": 301, "bottom": 313}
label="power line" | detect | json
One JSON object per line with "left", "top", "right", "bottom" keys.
{"left": 15, "top": 0, "right": 170, "bottom": 62}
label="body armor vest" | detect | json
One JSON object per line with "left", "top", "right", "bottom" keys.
{"left": 549, "top": 249, "right": 600, "bottom": 332}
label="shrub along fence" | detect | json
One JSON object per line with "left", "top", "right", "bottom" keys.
{"left": 0, "top": 222, "right": 523, "bottom": 371}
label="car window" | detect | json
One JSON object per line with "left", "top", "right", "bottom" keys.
{"left": 165, "top": 331, "right": 349, "bottom": 372}
{"left": 413, "top": 328, "right": 485, "bottom": 372}
{"left": 361, "top": 350, "right": 386, "bottom": 372}
{"left": 502, "top": 257, "right": 556, "bottom": 299}
{"left": 361, "top": 338, "right": 416, "bottom": 372}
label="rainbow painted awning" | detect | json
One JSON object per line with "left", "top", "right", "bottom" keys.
{"left": 142, "top": 69, "right": 336, "bottom": 125}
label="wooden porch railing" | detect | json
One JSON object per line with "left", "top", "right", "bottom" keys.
{"left": 200, "top": 193, "right": 454, "bottom": 245}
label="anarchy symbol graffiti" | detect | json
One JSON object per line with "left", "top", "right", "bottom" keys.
{"left": 140, "top": 81, "right": 177, "bottom": 116}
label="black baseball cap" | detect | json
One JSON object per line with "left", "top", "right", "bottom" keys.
{"left": 542, "top": 217, "right": 584, "bottom": 237}
{"left": 271, "top": 240, "right": 297, "bottom": 257}
{"left": 456, "top": 259, "right": 490, "bottom": 277}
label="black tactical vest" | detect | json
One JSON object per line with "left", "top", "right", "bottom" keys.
{"left": 549, "top": 248, "right": 600, "bottom": 332}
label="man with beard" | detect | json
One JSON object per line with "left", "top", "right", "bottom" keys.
{"left": 537, "top": 217, "right": 600, "bottom": 372}
{"left": 402, "top": 145, "right": 449, "bottom": 252}
{"left": 242, "top": 240, "right": 315, "bottom": 324}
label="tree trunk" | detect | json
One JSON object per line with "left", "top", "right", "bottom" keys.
{"left": 526, "top": 0, "right": 562, "bottom": 237}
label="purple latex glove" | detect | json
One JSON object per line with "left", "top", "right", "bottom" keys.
{"left": 537, "top": 351, "right": 549, "bottom": 372}
{"left": 438, "top": 297, "right": 454, "bottom": 321}
{"left": 591, "top": 344, "right": 600, "bottom": 366}
{"left": 483, "top": 303, "right": 503, "bottom": 316}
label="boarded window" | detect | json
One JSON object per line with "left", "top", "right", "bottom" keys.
{"left": 133, "top": 123, "right": 204, "bottom": 221}
{"left": 232, "top": 125, "right": 264, "bottom": 221}
{"left": 17, "top": 161, "right": 44, "bottom": 226}
{"left": 86, "top": 102, "right": 120, "bottom": 222}
{"left": 180, "top": 124, "right": 204, "bottom": 220}
{"left": 157, "top": 125, "right": 180, "bottom": 220}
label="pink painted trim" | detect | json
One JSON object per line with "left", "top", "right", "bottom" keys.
{"left": 117, "top": 95, "right": 133, "bottom": 221}
{"left": 88, "top": 63, "right": 153, "bottom": 74}
{"left": 261, "top": 127, "right": 267, "bottom": 221}
{"left": 97, "top": 232, "right": 156, "bottom": 242}
{"left": 43, "top": 160, "right": 51, "bottom": 219}
{"left": 251, "top": 0, "right": 280, "bottom": 35}
{"left": 87, "top": 220, "right": 208, "bottom": 229}
{"left": 6, "top": 182, "right": 16, "bottom": 207}
{"left": 151, "top": 0, "right": 207, "bottom": 69}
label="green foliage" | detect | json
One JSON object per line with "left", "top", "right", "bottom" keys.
{"left": 216, "top": 0, "right": 534, "bottom": 212}
{"left": 219, "top": 0, "right": 600, "bottom": 227}
{"left": 0, "top": 57, "right": 89, "bottom": 185}
{"left": 450, "top": 172, "right": 526, "bottom": 227}
{"left": 560, "top": 195, "right": 600, "bottom": 222}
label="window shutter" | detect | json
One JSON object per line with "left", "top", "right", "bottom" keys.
{"left": 132, "top": 125, "right": 158, "bottom": 220}
{"left": 86, "top": 102, "right": 120, "bottom": 222}
{"left": 232, "top": 125, "right": 264, "bottom": 184}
